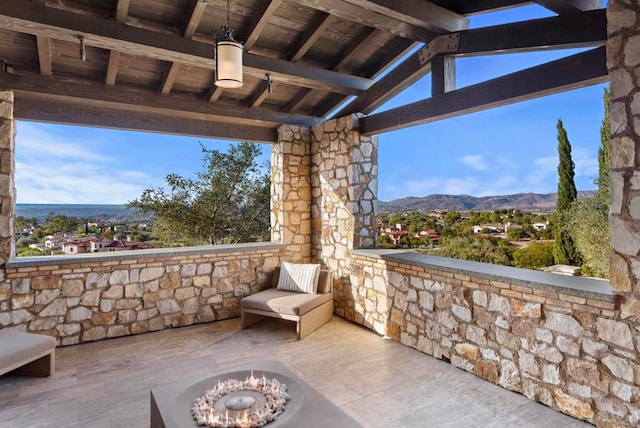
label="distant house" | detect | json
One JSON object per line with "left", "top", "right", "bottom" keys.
{"left": 63, "top": 237, "right": 149, "bottom": 254}
{"left": 532, "top": 222, "right": 549, "bottom": 231}
{"left": 473, "top": 224, "right": 503, "bottom": 234}
{"left": 414, "top": 229, "right": 440, "bottom": 244}
{"left": 63, "top": 239, "right": 93, "bottom": 254}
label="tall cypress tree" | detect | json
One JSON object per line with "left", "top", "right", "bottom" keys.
{"left": 597, "top": 87, "right": 611, "bottom": 195}
{"left": 553, "top": 119, "right": 581, "bottom": 265}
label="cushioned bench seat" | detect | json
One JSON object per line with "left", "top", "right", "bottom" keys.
{"left": 241, "top": 267, "right": 334, "bottom": 340}
{"left": 0, "top": 331, "right": 56, "bottom": 377}
{"left": 241, "top": 289, "right": 332, "bottom": 317}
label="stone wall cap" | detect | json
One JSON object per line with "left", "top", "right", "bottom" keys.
{"left": 352, "top": 249, "right": 614, "bottom": 302}
{"left": 7, "top": 242, "right": 285, "bottom": 268}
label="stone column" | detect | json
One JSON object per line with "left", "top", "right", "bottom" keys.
{"left": 271, "top": 124, "right": 312, "bottom": 263}
{"left": 0, "top": 91, "right": 15, "bottom": 266}
{"left": 310, "top": 115, "right": 378, "bottom": 275}
{"left": 607, "top": 0, "right": 640, "bottom": 318}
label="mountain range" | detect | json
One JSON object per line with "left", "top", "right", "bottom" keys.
{"left": 378, "top": 191, "right": 597, "bottom": 213}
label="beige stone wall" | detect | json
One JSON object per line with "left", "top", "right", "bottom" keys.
{"left": 0, "top": 91, "right": 15, "bottom": 266}
{"left": 608, "top": 0, "right": 640, "bottom": 320}
{"left": 309, "top": 115, "right": 378, "bottom": 311}
{"left": 271, "top": 125, "right": 312, "bottom": 263}
{"left": 348, "top": 253, "right": 638, "bottom": 426}
{"left": 0, "top": 245, "right": 283, "bottom": 345}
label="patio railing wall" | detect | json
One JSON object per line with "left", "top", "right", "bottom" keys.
{"left": 0, "top": 243, "right": 284, "bottom": 345}
{"left": 342, "top": 250, "right": 637, "bottom": 427}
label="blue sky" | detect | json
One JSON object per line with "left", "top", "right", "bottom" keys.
{"left": 15, "top": 3, "right": 607, "bottom": 204}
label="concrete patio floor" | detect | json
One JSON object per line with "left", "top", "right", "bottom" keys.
{"left": 0, "top": 317, "right": 589, "bottom": 427}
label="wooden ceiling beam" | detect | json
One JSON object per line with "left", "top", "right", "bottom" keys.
{"left": 294, "top": 0, "right": 437, "bottom": 41}
{"left": 429, "top": 0, "right": 530, "bottom": 16}
{"left": 533, "top": 0, "right": 601, "bottom": 15}
{"left": 336, "top": 44, "right": 433, "bottom": 116}
{"left": 114, "top": 0, "right": 130, "bottom": 24}
{"left": 0, "top": 72, "right": 323, "bottom": 127}
{"left": 242, "top": 0, "right": 283, "bottom": 51}
{"left": 105, "top": 51, "right": 120, "bottom": 86}
{"left": 160, "top": 0, "right": 208, "bottom": 95}
{"left": 343, "top": 0, "right": 468, "bottom": 32}
{"left": 453, "top": 8, "right": 605, "bottom": 56}
{"left": 0, "top": 1, "right": 372, "bottom": 95}
{"left": 287, "top": 27, "right": 377, "bottom": 114}
{"left": 207, "top": 86, "right": 223, "bottom": 102}
{"left": 338, "top": 9, "right": 606, "bottom": 116}
{"left": 248, "top": 11, "right": 334, "bottom": 109}
{"left": 289, "top": 12, "right": 334, "bottom": 63}
{"left": 105, "top": 0, "right": 129, "bottom": 86}
{"left": 360, "top": 47, "right": 607, "bottom": 135}
{"left": 318, "top": 38, "right": 417, "bottom": 116}
{"left": 246, "top": 80, "right": 273, "bottom": 108}
{"left": 35, "top": 35, "right": 52, "bottom": 77}
{"left": 15, "top": 96, "right": 277, "bottom": 143}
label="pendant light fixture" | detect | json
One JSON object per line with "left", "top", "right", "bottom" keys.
{"left": 214, "top": 0, "right": 243, "bottom": 89}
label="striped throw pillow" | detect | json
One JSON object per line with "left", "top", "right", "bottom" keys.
{"left": 276, "top": 262, "right": 321, "bottom": 294}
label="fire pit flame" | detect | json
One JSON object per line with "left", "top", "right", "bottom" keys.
{"left": 191, "top": 372, "right": 289, "bottom": 427}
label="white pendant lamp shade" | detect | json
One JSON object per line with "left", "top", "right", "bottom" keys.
{"left": 215, "top": 38, "right": 243, "bottom": 89}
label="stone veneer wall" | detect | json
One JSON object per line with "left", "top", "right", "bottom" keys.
{"left": 608, "top": 0, "right": 640, "bottom": 319}
{"left": 345, "top": 251, "right": 639, "bottom": 427}
{"left": 271, "top": 125, "right": 312, "bottom": 263}
{"left": 0, "top": 92, "right": 15, "bottom": 266}
{"left": 309, "top": 114, "right": 378, "bottom": 300}
{"left": 0, "top": 244, "right": 284, "bottom": 345}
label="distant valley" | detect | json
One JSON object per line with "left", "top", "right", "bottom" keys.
{"left": 378, "top": 191, "right": 597, "bottom": 213}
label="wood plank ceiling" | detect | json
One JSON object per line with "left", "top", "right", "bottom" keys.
{"left": 0, "top": 0, "right": 606, "bottom": 142}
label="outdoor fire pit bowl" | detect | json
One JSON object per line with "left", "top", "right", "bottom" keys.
{"left": 150, "top": 360, "right": 361, "bottom": 428}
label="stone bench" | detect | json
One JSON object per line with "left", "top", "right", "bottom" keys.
{"left": 0, "top": 331, "right": 56, "bottom": 377}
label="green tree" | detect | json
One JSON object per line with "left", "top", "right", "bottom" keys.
{"left": 565, "top": 88, "right": 611, "bottom": 278}
{"left": 597, "top": 87, "right": 611, "bottom": 196}
{"left": 513, "top": 242, "right": 555, "bottom": 269}
{"left": 17, "top": 247, "right": 44, "bottom": 257}
{"left": 128, "top": 142, "right": 270, "bottom": 246}
{"left": 553, "top": 120, "right": 581, "bottom": 266}
{"left": 421, "top": 235, "right": 514, "bottom": 266}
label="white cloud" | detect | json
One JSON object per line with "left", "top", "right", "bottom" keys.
{"left": 17, "top": 122, "right": 114, "bottom": 162}
{"left": 459, "top": 155, "right": 489, "bottom": 171}
{"left": 524, "top": 156, "right": 557, "bottom": 187}
{"left": 442, "top": 177, "right": 479, "bottom": 195}
{"left": 14, "top": 123, "right": 164, "bottom": 204}
{"left": 405, "top": 178, "right": 440, "bottom": 195}
{"left": 572, "top": 147, "right": 598, "bottom": 179}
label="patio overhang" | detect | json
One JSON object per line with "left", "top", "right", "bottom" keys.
{"left": 0, "top": 0, "right": 607, "bottom": 142}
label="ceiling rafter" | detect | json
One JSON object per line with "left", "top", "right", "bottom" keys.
{"left": 247, "top": 11, "right": 334, "bottom": 108}
{"left": 32, "top": 0, "right": 51, "bottom": 77}
{"left": 316, "top": 38, "right": 417, "bottom": 117}
{"left": 286, "top": 27, "right": 378, "bottom": 114}
{"left": 160, "top": 0, "right": 208, "bottom": 95}
{"left": 0, "top": 1, "right": 373, "bottom": 95}
{"left": 0, "top": 72, "right": 323, "bottom": 129}
{"left": 15, "top": 95, "right": 278, "bottom": 143}
{"left": 293, "top": 0, "right": 437, "bottom": 41}
{"left": 343, "top": 0, "right": 468, "bottom": 32}
{"left": 533, "top": 0, "right": 601, "bottom": 15}
{"left": 360, "top": 47, "right": 606, "bottom": 135}
{"left": 243, "top": 0, "right": 283, "bottom": 52}
{"left": 35, "top": 35, "right": 51, "bottom": 77}
{"left": 105, "top": 0, "right": 130, "bottom": 86}
{"left": 429, "top": 0, "right": 529, "bottom": 15}
{"left": 337, "top": 8, "right": 606, "bottom": 117}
